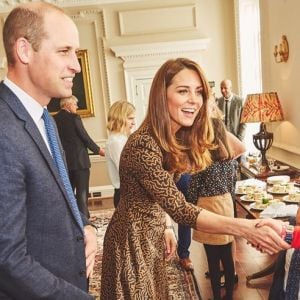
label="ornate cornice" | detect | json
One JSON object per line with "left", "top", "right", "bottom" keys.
{"left": 0, "top": 0, "right": 141, "bottom": 13}
{"left": 69, "top": 8, "right": 103, "bottom": 20}
{"left": 111, "top": 39, "right": 210, "bottom": 59}
{"left": 110, "top": 38, "right": 211, "bottom": 68}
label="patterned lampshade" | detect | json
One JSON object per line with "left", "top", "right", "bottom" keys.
{"left": 240, "top": 92, "right": 284, "bottom": 123}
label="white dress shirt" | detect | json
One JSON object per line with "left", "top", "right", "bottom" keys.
{"left": 3, "top": 77, "right": 51, "bottom": 154}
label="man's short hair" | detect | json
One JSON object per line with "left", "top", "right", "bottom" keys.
{"left": 3, "top": 3, "right": 63, "bottom": 65}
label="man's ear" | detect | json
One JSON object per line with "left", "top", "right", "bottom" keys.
{"left": 15, "top": 37, "right": 32, "bottom": 64}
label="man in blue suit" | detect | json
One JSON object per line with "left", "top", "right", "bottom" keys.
{"left": 0, "top": 2, "right": 96, "bottom": 299}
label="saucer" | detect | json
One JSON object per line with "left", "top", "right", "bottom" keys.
{"left": 271, "top": 165, "right": 289, "bottom": 172}
{"left": 282, "top": 195, "right": 300, "bottom": 204}
{"left": 267, "top": 187, "right": 289, "bottom": 195}
{"left": 267, "top": 175, "right": 290, "bottom": 185}
{"left": 249, "top": 202, "right": 268, "bottom": 211}
{"left": 240, "top": 195, "right": 255, "bottom": 202}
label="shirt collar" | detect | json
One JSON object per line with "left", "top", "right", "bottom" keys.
{"left": 224, "top": 94, "right": 233, "bottom": 102}
{"left": 3, "top": 77, "right": 44, "bottom": 122}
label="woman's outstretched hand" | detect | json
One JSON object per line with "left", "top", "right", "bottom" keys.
{"left": 246, "top": 219, "right": 290, "bottom": 255}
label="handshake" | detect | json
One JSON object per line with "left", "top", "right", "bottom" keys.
{"left": 247, "top": 208, "right": 300, "bottom": 254}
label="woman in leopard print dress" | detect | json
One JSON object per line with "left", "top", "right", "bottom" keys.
{"left": 100, "top": 58, "right": 290, "bottom": 299}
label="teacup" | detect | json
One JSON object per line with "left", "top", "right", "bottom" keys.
{"left": 273, "top": 184, "right": 287, "bottom": 193}
{"left": 246, "top": 193, "right": 254, "bottom": 200}
{"left": 253, "top": 191, "right": 263, "bottom": 201}
{"left": 287, "top": 182, "right": 295, "bottom": 192}
{"left": 245, "top": 185, "right": 255, "bottom": 194}
{"left": 237, "top": 186, "right": 246, "bottom": 194}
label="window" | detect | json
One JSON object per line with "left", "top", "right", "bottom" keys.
{"left": 235, "top": 0, "right": 261, "bottom": 153}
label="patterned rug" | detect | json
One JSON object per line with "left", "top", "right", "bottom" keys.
{"left": 88, "top": 208, "right": 201, "bottom": 299}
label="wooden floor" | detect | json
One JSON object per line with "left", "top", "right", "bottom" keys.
{"left": 189, "top": 235, "right": 275, "bottom": 300}
{"left": 89, "top": 198, "right": 274, "bottom": 300}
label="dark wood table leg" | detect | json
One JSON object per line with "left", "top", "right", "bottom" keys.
{"left": 246, "top": 261, "right": 276, "bottom": 282}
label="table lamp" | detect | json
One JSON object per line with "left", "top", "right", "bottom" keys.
{"left": 240, "top": 92, "right": 284, "bottom": 168}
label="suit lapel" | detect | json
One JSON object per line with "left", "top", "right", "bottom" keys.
{"left": 229, "top": 96, "right": 238, "bottom": 121}
{"left": 24, "top": 121, "right": 65, "bottom": 186}
{"left": 0, "top": 83, "right": 72, "bottom": 209}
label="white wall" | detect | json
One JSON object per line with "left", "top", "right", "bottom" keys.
{"left": 260, "top": 0, "right": 300, "bottom": 168}
{"left": 0, "top": 0, "right": 240, "bottom": 187}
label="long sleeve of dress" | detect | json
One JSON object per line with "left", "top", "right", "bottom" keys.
{"left": 120, "top": 127, "right": 201, "bottom": 228}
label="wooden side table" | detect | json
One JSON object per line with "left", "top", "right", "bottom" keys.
{"left": 240, "top": 161, "right": 299, "bottom": 180}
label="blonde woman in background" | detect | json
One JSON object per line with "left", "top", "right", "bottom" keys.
{"left": 106, "top": 100, "right": 136, "bottom": 207}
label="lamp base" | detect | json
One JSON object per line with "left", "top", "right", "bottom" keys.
{"left": 253, "top": 123, "right": 273, "bottom": 167}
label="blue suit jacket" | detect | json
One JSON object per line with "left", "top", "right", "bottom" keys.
{"left": 0, "top": 83, "right": 93, "bottom": 299}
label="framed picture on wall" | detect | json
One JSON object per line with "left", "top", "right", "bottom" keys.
{"left": 47, "top": 49, "right": 95, "bottom": 118}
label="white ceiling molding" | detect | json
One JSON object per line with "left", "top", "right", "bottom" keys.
{"left": 110, "top": 38, "right": 211, "bottom": 68}
{"left": 0, "top": 0, "right": 142, "bottom": 13}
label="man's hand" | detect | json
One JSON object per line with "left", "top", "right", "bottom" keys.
{"left": 247, "top": 219, "right": 290, "bottom": 254}
{"left": 255, "top": 218, "right": 288, "bottom": 236}
{"left": 84, "top": 225, "right": 97, "bottom": 278}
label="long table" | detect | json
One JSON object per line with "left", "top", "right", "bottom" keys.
{"left": 235, "top": 188, "right": 297, "bottom": 282}
{"left": 236, "top": 196, "right": 260, "bottom": 219}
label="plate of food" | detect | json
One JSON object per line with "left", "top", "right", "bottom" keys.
{"left": 249, "top": 202, "right": 268, "bottom": 211}
{"left": 267, "top": 187, "right": 289, "bottom": 195}
{"left": 249, "top": 199, "right": 279, "bottom": 211}
{"left": 271, "top": 165, "right": 290, "bottom": 172}
{"left": 235, "top": 185, "right": 256, "bottom": 195}
{"left": 235, "top": 179, "right": 266, "bottom": 195}
{"left": 282, "top": 195, "right": 300, "bottom": 204}
{"left": 267, "top": 175, "right": 290, "bottom": 185}
{"left": 267, "top": 186, "right": 299, "bottom": 195}
{"left": 240, "top": 195, "right": 255, "bottom": 202}
{"left": 240, "top": 193, "right": 273, "bottom": 203}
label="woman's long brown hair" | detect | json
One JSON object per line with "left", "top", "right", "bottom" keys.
{"left": 142, "top": 58, "right": 215, "bottom": 173}
{"left": 210, "top": 117, "right": 234, "bottom": 161}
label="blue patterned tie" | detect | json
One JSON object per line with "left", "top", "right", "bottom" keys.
{"left": 42, "top": 108, "right": 84, "bottom": 231}
{"left": 285, "top": 249, "right": 300, "bottom": 299}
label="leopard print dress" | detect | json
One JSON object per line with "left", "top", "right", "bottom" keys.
{"left": 100, "top": 124, "right": 202, "bottom": 299}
